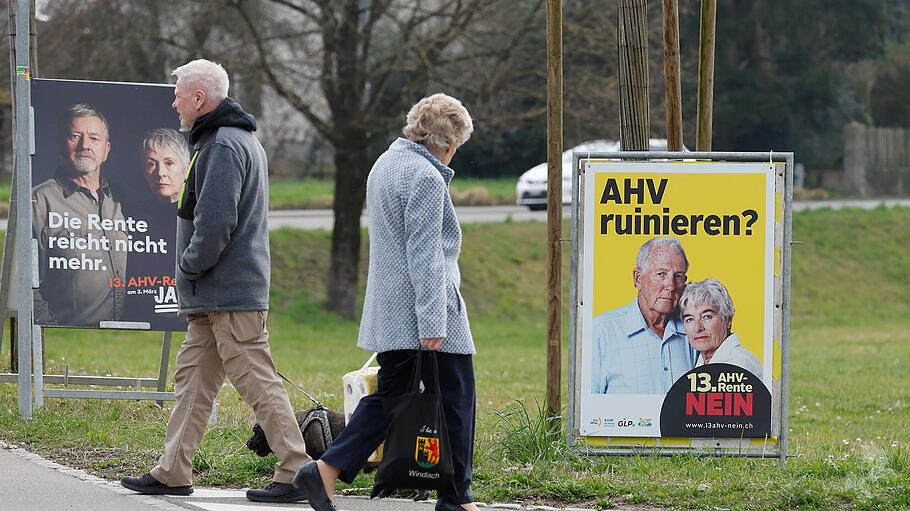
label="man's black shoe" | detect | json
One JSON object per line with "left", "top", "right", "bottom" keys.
{"left": 435, "top": 497, "right": 467, "bottom": 511}
{"left": 121, "top": 473, "right": 193, "bottom": 496}
{"left": 246, "top": 481, "right": 308, "bottom": 503}
{"left": 292, "top": 462, "right": 337, "bottom": 511}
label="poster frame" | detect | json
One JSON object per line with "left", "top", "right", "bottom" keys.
{"left": 567, "top": 151, "right": 792, "bottom": 462}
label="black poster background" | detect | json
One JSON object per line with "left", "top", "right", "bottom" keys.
{"left": 659, "top": 363, "right": 771, "bottom": 438}
{"left": 31, "top": 79, "right": 186, "bottom": 331}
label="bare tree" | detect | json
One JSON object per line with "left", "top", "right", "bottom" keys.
{"left": 225, "top": 0, "right": 540, "bottom": 317}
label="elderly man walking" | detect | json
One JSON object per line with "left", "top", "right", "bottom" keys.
{"left": 121, "top": 59, "right": 310, "bottom": 503}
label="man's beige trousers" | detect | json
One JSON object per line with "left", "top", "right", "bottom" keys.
{"left": 151, "top": 310, "right": 310, "bottom": 486}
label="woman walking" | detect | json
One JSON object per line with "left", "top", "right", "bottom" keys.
{"left": 294, "top": 93, "right": 479, "bottom": 511}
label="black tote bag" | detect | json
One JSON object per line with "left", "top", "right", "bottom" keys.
{"left": 370, "top": 349, "right": 457, "bottom": 497}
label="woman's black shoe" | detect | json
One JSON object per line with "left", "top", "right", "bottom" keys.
{"left": 435, "top": 497, "right": 467, "bottom": 511}
{"left": 292, "top": 462, "right": 336, "bottom": 511}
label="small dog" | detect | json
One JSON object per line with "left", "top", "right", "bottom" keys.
{"left": 244, "top": 406, "right": 429, "bottom": 500}
{"left": 246, "top": 407, "right": 343, "bottom": 460}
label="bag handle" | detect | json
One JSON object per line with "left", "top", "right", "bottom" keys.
{"left": 360, "top": 352, "right": 378, "bottom": 371}
{"left": 429, "top": 349, "right": 441, "bottom": 395}
{"left": 410, "top": 348, "right": 442, "bottom": 395}
{"left": 409, "top": 348, "right": 424, "bottom": 392}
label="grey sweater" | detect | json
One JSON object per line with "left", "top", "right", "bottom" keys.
{"left": 175, "top": 98, "right": 270, "bottom": 315}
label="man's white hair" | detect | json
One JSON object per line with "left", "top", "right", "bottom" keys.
{"left": 636, "top": 237, "right": 688, "bottom": 272}
{"left": 171, "top": 59, "right": 229, "bottom": 103}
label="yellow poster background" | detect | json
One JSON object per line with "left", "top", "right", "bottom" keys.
{"left": 591, "top": 168, "right": 769, "bottom": 363}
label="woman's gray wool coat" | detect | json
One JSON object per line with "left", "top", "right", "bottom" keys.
{"left": 357, "top": 138, "right": 475, "bottom": 355}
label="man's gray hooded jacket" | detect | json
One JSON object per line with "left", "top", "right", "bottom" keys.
{"left": 175, "top": 98, "right": 270, "bottom": 315}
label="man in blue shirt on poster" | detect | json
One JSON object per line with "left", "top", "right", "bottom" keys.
{"left": 590, "top": 237, "right": 697, "bottom": 394}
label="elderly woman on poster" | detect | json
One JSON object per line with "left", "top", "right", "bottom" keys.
{"left": 679, "top": 278, "right": 763, "bottom": 378}
{"left": 141, "top": 128, "right": 190, "bottom": 204}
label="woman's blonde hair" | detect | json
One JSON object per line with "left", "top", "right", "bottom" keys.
{"left": 402, "top": 93, "right": 473, "bottom": 153}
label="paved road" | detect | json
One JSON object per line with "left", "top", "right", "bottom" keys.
{"left": 266, "top": 198, "right": 910, "bottom": 230}
{"left": 1, "top": 199, "right": 908, "bottom": 232}
{"left": 1, "top": 441, "right": 595, "bottom": 511}
{"left": 266, "top": 205, "right": 571, "bottom": 231}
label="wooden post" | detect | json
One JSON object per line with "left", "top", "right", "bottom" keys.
{"left": 618, "top": 0, "right": 650, "bottom": 151}
{"left": 696, "top": 0, "right": 716, "bottom": 151}
{"left": 662, "top": 0, "right": 682, "bottom": 151}
{"left": 545, "top": 0, "right": 563, "bottom": 420}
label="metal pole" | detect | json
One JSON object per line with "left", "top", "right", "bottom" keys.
{"left": 780, "top": 154, "right": 794, "bottom": 463}
{"left": 156, "top": 331, "right": 173, "bottom": 406}
{"left": 32, "top": 324, "right": 42, "bottom": 409}
{"left": 696, "top": 0, "right": 716, "bottom": 151}
{"left": 13, "top": 0, "right": 34, "bottom": 419}
{"left": 566, "top": 152, "right": 582, "bottom": 446}
{"left": 545, "top": 0, "right": 563, "bottom": 419}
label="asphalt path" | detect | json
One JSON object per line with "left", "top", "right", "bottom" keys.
{"left": 1, "top": 199, "right": 908, "bottom": 233}
{"left": 1, "top": 441, "right": 595, "bottom": 510}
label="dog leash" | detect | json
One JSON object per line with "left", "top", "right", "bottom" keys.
{"left": 276, "top": 369, "right": 336, "bottom": 450}
{"left": 276, "top": 369, "right": 323, "bottom": 407}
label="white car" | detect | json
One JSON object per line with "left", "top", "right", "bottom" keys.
{"left": 515, "top": 139, "right": 673, "bottom": 210}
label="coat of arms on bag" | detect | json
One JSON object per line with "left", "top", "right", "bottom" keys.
{"left": 415, "top": 435, "right": 440, "bottom": 468}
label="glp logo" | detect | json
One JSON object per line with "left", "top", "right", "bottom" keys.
{"left": 617, "top": 419, "right": 636, "bottom": 427}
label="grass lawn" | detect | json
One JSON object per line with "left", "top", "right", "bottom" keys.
{"left": 1, "top": 207, "right": 909, "bottom": 509}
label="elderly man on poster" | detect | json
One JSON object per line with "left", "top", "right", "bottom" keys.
{"left": 590, "top": 236, "right": 697, "bottom": 394}
{"left": 31, "top": 103, "right": 128, "bottom": 327}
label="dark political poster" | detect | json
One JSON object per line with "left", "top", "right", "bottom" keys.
{"left": 31, "top": 78, "right": 186, "bottom": 331}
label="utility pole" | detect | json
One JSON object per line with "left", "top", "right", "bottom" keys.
{"left": 545, "top": 0, "right": 563, "bottom": 421}
{"left": 662, "top": 0, "right": 682, "bottom": 151}
{"left": 696, "top": 0, "right": 716, "bottom": 151}
{"left": 618, "top": 0, "right": 649, "bottom": 151}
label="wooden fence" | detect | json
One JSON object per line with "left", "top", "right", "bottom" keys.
{"left": 843, "top": 122, "right": 910, "bottom": 196}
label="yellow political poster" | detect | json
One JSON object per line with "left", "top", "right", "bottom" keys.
{"left": 577, "top": 161, "right": 777, "bottom": 439}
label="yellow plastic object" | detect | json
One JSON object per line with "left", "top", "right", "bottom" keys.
{"left": 343, "top": 353, "right": 382, "bottom": 462}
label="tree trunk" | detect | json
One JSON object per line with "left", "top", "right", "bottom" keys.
{"left": 326, "top": 133, "right": 370, "bottom": 318}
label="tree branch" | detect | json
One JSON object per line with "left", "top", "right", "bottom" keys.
{"left": 231, "top": 1, "right": 333, "bottom": 137}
